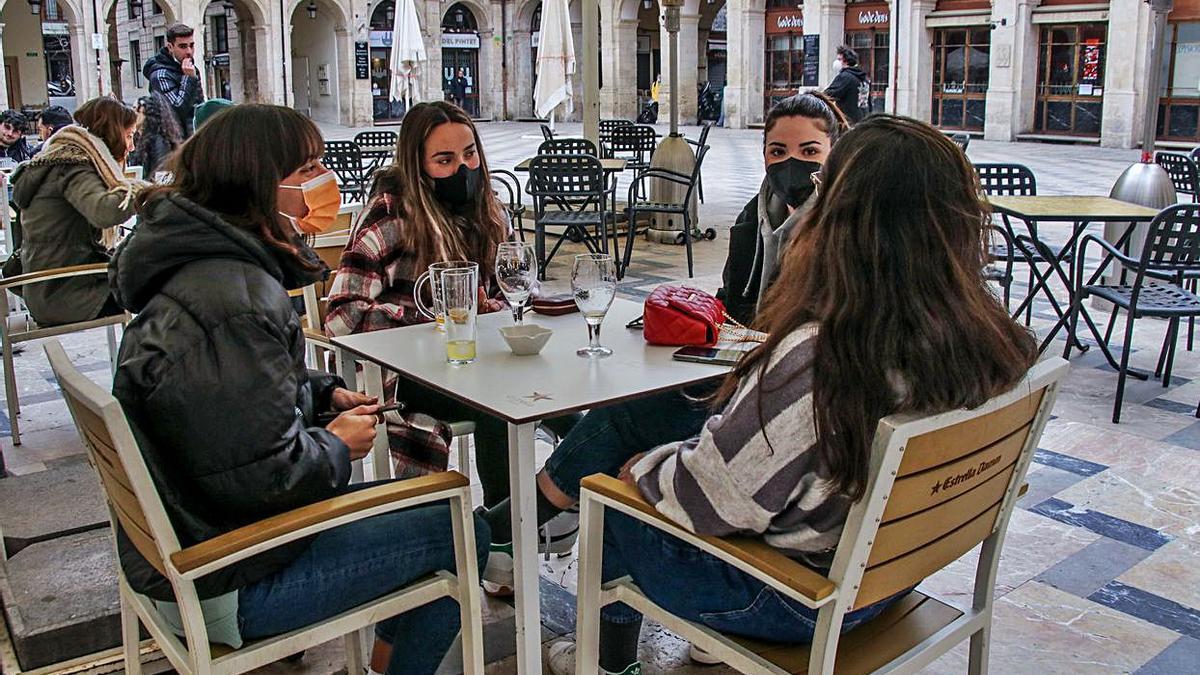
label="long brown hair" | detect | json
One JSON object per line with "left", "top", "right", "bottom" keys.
{"left": 718, "top": 114, "right": 1038, "bottom": 500}
{"left": 367, "top": 101, "right": 508, "bottom": 274}
{"left": 136, "top": 104, "right": 321, "bottom": 269}
{"left": 74, "top": 96, "right": 138, "bottom": 162}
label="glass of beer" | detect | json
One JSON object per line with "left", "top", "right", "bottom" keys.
{"left": 440, "top": 267, "right": 479, "bottom": 364}
{"left": 415, "top": 261, "right": 479, "bottom": 331}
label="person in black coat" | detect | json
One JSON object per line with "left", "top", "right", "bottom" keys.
{"left": 824, "top": 45, "right": 870, "bottom": 124}
{"left": 109, "top": 104, "right": 488, "bottom": 675}
{"left": 128, "top": 94, "right": 182, "bottom": 178}
{"left": 142, "top": 23, "right": 205, "bottom": 137}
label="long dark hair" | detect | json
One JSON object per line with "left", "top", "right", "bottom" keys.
{"left": 136, "top": 104, "right": 321, "bottom": 268}
{"left": 717, "top": 114, "right": 1038, "bottom": 500}
{"left": 367, "top": 101, "right": 508, "bottom": 275}
{"left": 133, "top": 93, "right": 182, "bottom": 160}
{"left": 74, "top": 96, "right": 138, "bottom": 162}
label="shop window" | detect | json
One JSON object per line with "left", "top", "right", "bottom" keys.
{"left": 1033, "top": 23, "right": 1106, "bottom": 137}
{"left": 1158, "top": 21, "right": 1200, "bottom": 140}
{"left": 931, "top": 27, "right": 989, "bottom": 131}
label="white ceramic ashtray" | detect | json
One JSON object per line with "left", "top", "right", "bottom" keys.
{"left": 499, "top": 324, "right": 553, "bottom": 356}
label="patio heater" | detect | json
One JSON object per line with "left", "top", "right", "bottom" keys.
{"left": 646, "top": 0, "right": 697, "bottom": 244}
{"left": 1108, "top": 0, "right": 1177, "bottom": 239}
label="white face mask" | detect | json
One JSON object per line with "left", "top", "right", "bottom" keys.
{"left": 832, "top": 59, "right": 844, "bottom": 74}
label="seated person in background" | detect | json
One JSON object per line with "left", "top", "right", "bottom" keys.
{"left": 110, "top": 104, "right": 487, "bottom": 675}
{"left": 488, "top": 115, "right": 1040, "bottom": 675}
{"left": 10, "top": 96, "right": 145, "bottom": 325}
{"left": 0, "top": 109, "right": 34, "bottom": 163}
{"left": 33, "top": 105, "right": 73, "bottom": 154}
{"left": 480, "top": 91, "right": 849, "bottom": 596}
{"left": 128, "top": 93, "right": 183, "bottom": 176}
{"left": 718, "top": 91, "right": 847, "bottom": 325}
{"left": 326, "top": 100, "right": 577, "bottom": 508}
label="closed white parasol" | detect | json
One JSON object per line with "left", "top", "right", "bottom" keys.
{"left": 389, "top": 0, "right": 428, "bottom": 111}
{"left": 533, "top": 0, "right": 575, "bottom": 126}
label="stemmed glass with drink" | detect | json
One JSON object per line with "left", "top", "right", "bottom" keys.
{"left": 495, "top": 242, "right": 537, "bottom": 325}
{"left": 571, "top": 253, "right": 617, "bottom": 358}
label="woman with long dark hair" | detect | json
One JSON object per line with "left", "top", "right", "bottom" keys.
{"left": 109, "top": 104, "right": 487, "bottom": 675}
{"left": 522, "top": 115, "right": 1040, "bottom": 674}
{"left": 326, "top": 101, "right": 578, "bottom": 517}
{"left": 129, "top": 93, "right": 182, "bottom": 177}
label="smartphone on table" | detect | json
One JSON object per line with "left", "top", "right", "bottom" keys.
{"left": 672, "top": 345, "right": 747, "bottom": 367}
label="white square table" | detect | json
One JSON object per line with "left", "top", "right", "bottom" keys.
{"left": 331, "top": 298, "right": 732, "bottom": 673}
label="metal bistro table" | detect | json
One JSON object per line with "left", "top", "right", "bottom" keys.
{"left": 331, "top": 298, "right": 730, "bottom": 674}
{"left": 987, "top": 195, "right": 1160, "bottom": 356}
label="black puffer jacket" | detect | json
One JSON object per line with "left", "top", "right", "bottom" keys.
{"left": 143, "top": 48, "right": 204, "bottom": 137}
{"left": 109, "top": 192, "right": 345, "bottom": 600}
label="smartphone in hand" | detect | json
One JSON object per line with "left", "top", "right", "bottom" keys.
{"left": 315, "top": 401, "right": 404, "bottom": 426}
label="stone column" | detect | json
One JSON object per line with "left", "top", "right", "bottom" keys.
{"left": 658, "top": 11, "right": 699, "bottom": 123}
{"left": 255, "top": 25, "right": 283, "bottom": 104}
{"left": 1101, "top": 0, "right": 1151, "bottom": 148}
{"left": 479, "top": 27, "right": 498, "bottom": 118}
{"left": 0, "top": 24, "right": 9, "bottom": 110}
{"left": 893, "top": 0, "right": 934, "bottom": 121}
{"left": 601, "top": 17, "right": 638, "bottom": 119}
{"left": 804, "top": 0, "right": 845, "bottom": 89}
{"left": 514, "top": 26, "right": 533, "bottom": 118}
{"left": 984, "top": 0, "right": 1037, "bottom": 140}
{"left": 724, "top": 0, "right": 764, "bottom": 128}
{"left": 426, "top": 1, "right": 443, "bottom": 103}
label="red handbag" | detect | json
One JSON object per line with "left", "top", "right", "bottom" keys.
{"left": 643, "top": 285, "right": 726, "bottom": 347}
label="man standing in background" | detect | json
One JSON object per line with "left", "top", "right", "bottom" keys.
{"left": 825, "top": 46, "right": 870, "bottom": 124}
{"left": 143, "top": 23, "right": 206, "bottom": 138}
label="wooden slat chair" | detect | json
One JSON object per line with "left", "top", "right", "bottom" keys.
{"left": 45, "top": 339, "right": 484, "bottom": 675}
{"left": 575, "top": 357, "right": 1068, "bottom": 675}
{"left": 1, "top": 262, "right": 129, "bottom": 446}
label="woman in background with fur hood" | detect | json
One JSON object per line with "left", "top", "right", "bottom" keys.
{"left": 9, "top": 96, "right": 147, "bottom": 326}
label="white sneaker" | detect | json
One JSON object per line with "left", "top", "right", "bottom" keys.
{"left": 482, "top": 509, "right": 580, "bottom": 594}
{"left": 545, "top": 638, "right": 642, "bottom": 675}
{"left": 688, "top": 641, "right": 723, "bottom": 665}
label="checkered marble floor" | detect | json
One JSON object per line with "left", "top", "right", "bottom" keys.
{"left": 5, "top": 123, "right": 1199, "bottom": 674}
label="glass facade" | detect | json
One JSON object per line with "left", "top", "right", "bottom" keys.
{"left": 1157, "top": 21, "right": 1200, "bottom": 141}
{"left": 930, "top": 27, "right": 990, "bottom": 131}
{"left": 1033, "top": 23, "right": 1107, "bottom": 137}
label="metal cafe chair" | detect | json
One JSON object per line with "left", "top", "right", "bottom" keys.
{"left": 974, "top": 163, "right": 1053, "bottom": 326}
{"left": 1154, "top": 151, "right": 1198, "bottom": 203}
{"left": 353, "top": 130, "right": 398, "bottom": 173}
{"left": 45, "top": 340, "right": 485, "bottom": 675}
{"left": 984, "top": 224, "right": 1016, "bottom": 310}
{"left": 538, "top": 137, "right": 599, "bottom": 157}
{"left": 607, "top": 125, "right": 657, "bottom": 178}
{"left": 540, "top": 124, "right": 555, "bottom": 142}
{"left": 951, "top": 132, "right": 971, "bottom": 152}
{"left": 574, "top": 358, "right": 1066, "bottom": 675}
{"left": 599, "top": 119, "right": 635, "bottom": 158}
{"left": 1063, "top": 203, "right": 1200, "bottom": 423}
{"left": 526, "top": 154, "right": 616, "bottom": 279}
{"left": 684, "top": 122, "right": 714, "bottom": 203}
{"left": 490, "top": 168, "right": 527, "bottom": 241}
{"left": 622, "top": 145, "right": 710, "bottom": 279}
{"left": 322, "top": 140, "right": 370, "bottom": 203}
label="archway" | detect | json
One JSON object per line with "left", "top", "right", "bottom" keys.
{"left": 0, "top": 0, "right": 88, "bottom": 111}
{"left": 698, "top": 0, "right": 725, "bottom": 122}
{"left": 441, "top": 2, "right": 481, "bottom": 116}
{"left": 194, "top": 0, "right": 271, "bottom": 104}
{"left": 288, "top": 0, "right": 347, "bottom": 124}
{"left": 102, "top": 0, "right": 176, "bottom": 105}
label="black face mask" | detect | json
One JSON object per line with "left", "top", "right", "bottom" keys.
{"left": 433, "top": 163, "right": 482, "bottom": 210}
{"left": 766, "top": 157, "right": 821, "bottom": 209}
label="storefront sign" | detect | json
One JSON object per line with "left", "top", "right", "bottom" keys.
{"left": 765, "top": 10, "right": 804, "bottom": 34}
{"left": 442, "top": 33, "right": 480, "bottom": 49}
{"left": 845, "top": 6, "right": 890, "bottom": 30}
{"left": 370, "top": 30, "right": 393, "bottom": 48}
{"left": 211, "top": 53, "right": 230, "bottom": 68}
{"left": 1081, "top": 38, "right": 1101, "bottom": 83}
{"left": 802, "top": 34, "right": 820, "bottom": 86}
{"left": 355, "top": 41, "right": 370, "bottom": 79}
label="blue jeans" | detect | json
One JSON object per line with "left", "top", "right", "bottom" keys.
{"left": 542, "top": 387, "right": 714, "bottom": 501}
{"left": 599, "top": 511, "right": 904, "bottom": 642}
{"left": 237, "top": 500, "right": 489, "bottom": 675}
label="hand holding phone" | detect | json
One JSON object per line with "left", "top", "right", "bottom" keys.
{"left": 316, "top": 401, "right": 403, "bottom": 426}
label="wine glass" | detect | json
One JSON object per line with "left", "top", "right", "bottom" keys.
{"left": 571, "top": 253, "right": 617, "bottom": 358}
{"left": 495, "top": 242, "right": 537, "bottom": 325}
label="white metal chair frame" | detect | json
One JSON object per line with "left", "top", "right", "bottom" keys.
{"left": 1, "top": 262, "right": 128, "bottom": 446}
{"left": 45, "top": 339, "right": 484, "bottom": 675}
{"left": 575, "top": 358, "right": 1068, "bottom": 675}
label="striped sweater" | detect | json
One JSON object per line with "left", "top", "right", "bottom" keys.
{"left": 632, "top": 323, "right": 853, "bottom": 568}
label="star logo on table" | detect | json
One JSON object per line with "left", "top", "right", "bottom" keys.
{"left": 523, "top": 391, "right": 553, "bottom": 402}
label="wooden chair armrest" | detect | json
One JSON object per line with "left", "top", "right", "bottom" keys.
{"left": 304, "top": 328, "right": 334, "bottom": 348}
{"left": 171, "top": 471, "right": 469, "bottom": 578}
{"left": 0, "top": 262, "right": 110, "bottom": 290}
{"left": 580, "top": 474, "right": 836, "bottom": 605}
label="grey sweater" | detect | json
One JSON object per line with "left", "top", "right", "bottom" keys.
{"left": 632, "top": 324, "right": 853, "bottom": 569}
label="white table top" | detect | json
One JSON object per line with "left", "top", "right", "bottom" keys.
{"left": 331, "top": 298, "right": 731, "bottom": 424}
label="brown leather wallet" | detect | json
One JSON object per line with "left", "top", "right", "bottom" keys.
{"left": 530, "top": 295, "right": 579, "bottom": 316}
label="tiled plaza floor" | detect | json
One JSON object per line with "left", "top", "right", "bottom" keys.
{"left": 4, "top": 122, "right": 1199, "bottom": 674}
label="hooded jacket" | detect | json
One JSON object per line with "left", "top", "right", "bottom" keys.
{"left": 143, "top": 48, "right": 205, "bottom": 137}
{"left": 10, "top": 137, "right": 138, "bottom": 325}
{"left": 825, "top": 65, "right": 869, "bottom": 124}
{"left": 109, "top": 192, "right": 347, "bottom": 600}
{"left": 716, "top": 178, "right": 810, "bottom": 325}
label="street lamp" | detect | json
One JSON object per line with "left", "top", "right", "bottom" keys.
{"left": 306, "top": 0, "right": 317, "bottom": 19}
{"left": 27, "top": 0, "right": 41, "bottom": 16}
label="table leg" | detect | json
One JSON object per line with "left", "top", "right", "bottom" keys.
{"left": 507, "top": 421, "right": 542, "bottom": 674}
{"left": 363, "top": 361, "right": 390, "bottom": 481}
{"left": 335, "top": 350, "right": 367, "bottom": 484}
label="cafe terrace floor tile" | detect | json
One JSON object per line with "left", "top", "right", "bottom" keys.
{"left": 1053, "top": 471, "right": 1200, "bottom": 541}
{"left": 1037, "top": 420, "right": 1200, "bottom": 491}
{"left": 1116, "top": 535, "right": 1200, "bottom": 612}
{"left": 923, "top": 582, "right": 1179, "bottom": 675}
{"left": 1034, "top": 538, "right": 1156, "bottom": 599}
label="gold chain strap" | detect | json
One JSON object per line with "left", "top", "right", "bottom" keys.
{"left": 718, "top": 312, "right": 768, "bottom": 343}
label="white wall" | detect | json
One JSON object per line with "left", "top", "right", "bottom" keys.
{"left": 2, "top": 3, "right": 50, "bottom": 108}
{"left": 290, "top": 7, "right": 340, "bottom": 123}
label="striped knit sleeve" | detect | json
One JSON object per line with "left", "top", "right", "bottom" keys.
{"left": 324, "top": 220, "right": 422, "bottom": 336}
{"left": 631, "top": 326, "right": 826, "bottom": 539}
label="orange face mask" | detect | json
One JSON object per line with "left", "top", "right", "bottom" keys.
{"left": 279, "top": 170, "right": 340, "bottom": 235}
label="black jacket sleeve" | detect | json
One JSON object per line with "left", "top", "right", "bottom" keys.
{"left": 824, "top": 71, "right": 856, "bottom": 101}
{"left": 718, "top": 195, "right": 761, "bottom": 326}
{"left": 139, "top": 312, "right": 351, "bottom": 521}
{"left": 309, "top": 369, "right": 344, "bottom": 413}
